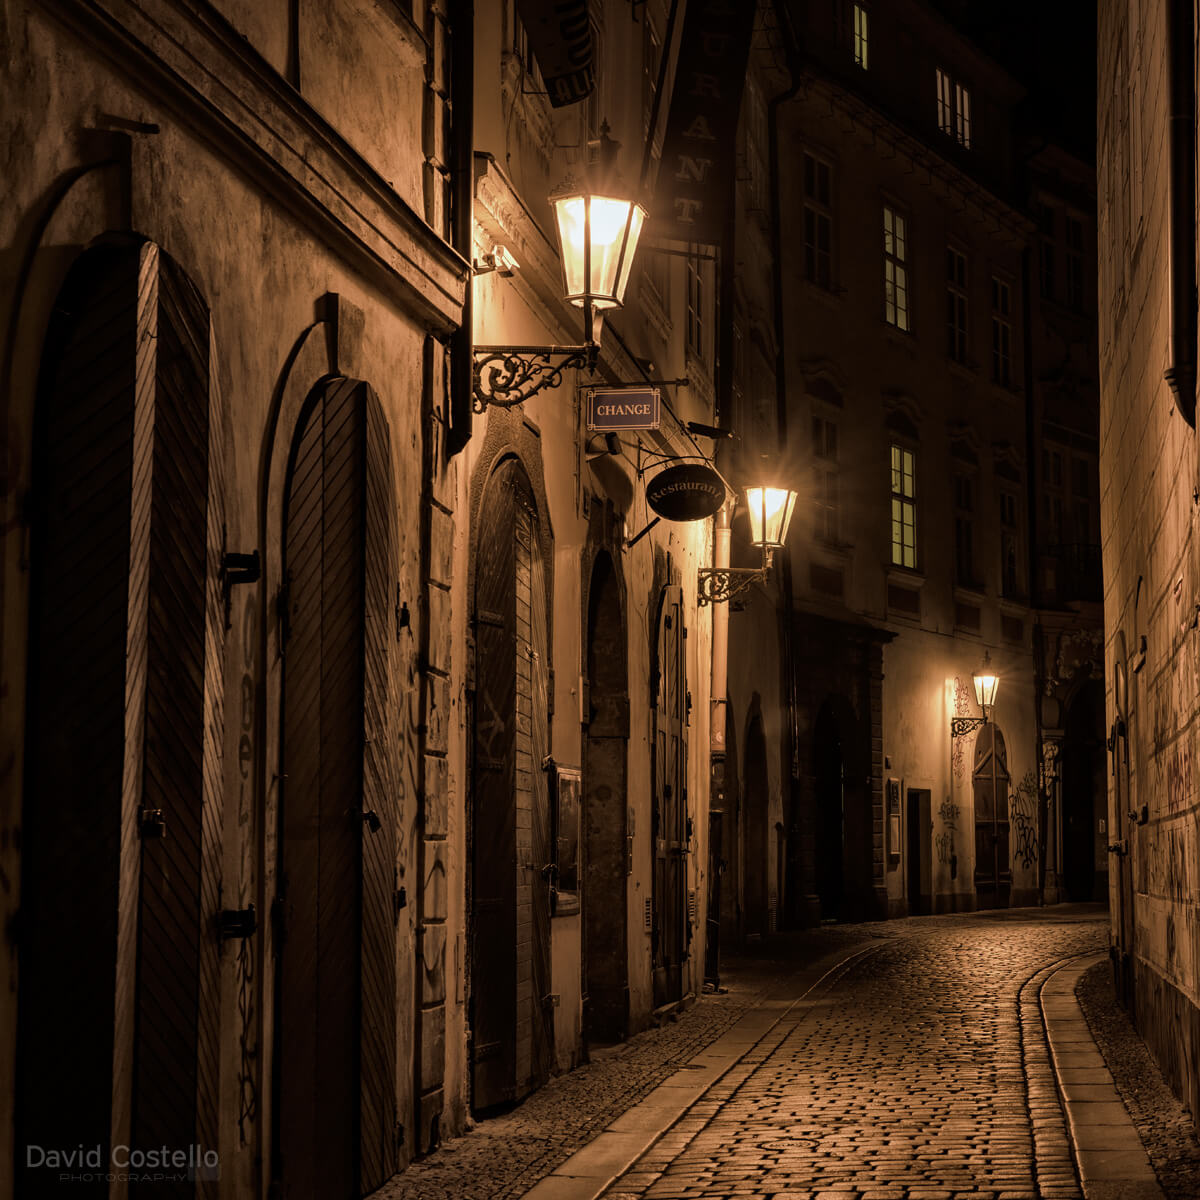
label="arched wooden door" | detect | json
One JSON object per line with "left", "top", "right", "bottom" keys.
{"left": 583, "top": 551, "right": 629, "bottom": 1044}
{"left": 18, "top": 242, "right": 224, "bottom": 1197}
{"left": 276, "top": 378, "right": 397, "bottom": 1199}
{"left": 973, "top": 725, "right": 1012, "bottom": 909}
{"left": 652, "top": 584, "right": 689, "bottom": 1007}
{"left": 471, "top": 458, "right": 553, "bottom": 1109}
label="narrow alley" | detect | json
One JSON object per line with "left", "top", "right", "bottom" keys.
{"left": 385, "top": 907, "right": 1198, "bottom": 1200}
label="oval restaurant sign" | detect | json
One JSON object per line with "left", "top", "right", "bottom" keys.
{"left": 586, "top": 386, "right": 660, "bottom": 432}
{"left": 645, "top": 463, "right": 726, "bottom": 522}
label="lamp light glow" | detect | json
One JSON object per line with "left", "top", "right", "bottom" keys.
{"left": 552, "top": 189, "right": 647, "bottom": 312}
{"left": 744, "top": 485, "right": 798, "bottom": 551}
{"left": 973, "top": 653, "right": 999, "bottom": 712}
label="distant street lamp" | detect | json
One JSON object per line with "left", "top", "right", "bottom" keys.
{"left": 951, "top": 652, "right": 999, "bottom": 738}
{"left": 473, "top": 148, "right": 646, "bottom": 411}
{"left": 697, "top": 483, "right": 799, "bottom": 606}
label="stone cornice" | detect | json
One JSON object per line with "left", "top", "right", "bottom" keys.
{"left": 42, "top": 0, "right": 469, "bottom": 331}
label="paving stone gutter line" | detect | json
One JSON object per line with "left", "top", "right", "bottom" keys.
{"left": 516, "top": 940, "right": 887, "bottom": 1200}
{"left": 1038, "top": 953, "right": 1166, "bottom": 1200}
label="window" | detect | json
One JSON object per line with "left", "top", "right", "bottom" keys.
{"left": 883, "top": 206, "right": 910, "bottom": 330}
{"left": 936, "top": 68, "right": 971, "bottom": 148}
{"left": 852, "top": 4, "right": 869, "bottom": 69}
{"left": 813, "top": 417, "right": 839, "bottom": 543}
{"left": 1066, "top": 216, "right": 1084, "bottom": 310}
{"left": 890, "top": 444, "right": 917, "bottom": 568}
{"left": 642, "top": 16, "right": 661, "bottom": 137}
{"left": 1071, "top": 456, "right": 1092, "bottom": 542}
{"left": 1043, "top": 448, "right": 1064, "bottom": 543}
{"left": 686, "top": 250, "right": 704, "bottom": 358}
{"left": 991, "top": 277, "right": 1012, "bottom": 386}
{"left": 803, "top": 154, "right": 833, "bottom": 288}
{"left": 1038, "top": 204, "right": 1056, "bottom": 300}
{"left": 953, "top": 473, "right": 975, "bottom": 586}
{"left": 1000, "top": 490, "right": 1020, "bottom": 598}
{"left": 946, "top": 247, "right": 968, "bottom": 362}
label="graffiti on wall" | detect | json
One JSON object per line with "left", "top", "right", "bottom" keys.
{"left": 935, "top": 830, "right": 954, "bottom": 865}
{"left": 952, "top": 677, "right": 973, "bottom": 780}
{"left": 935, "top": 794, "right": 960, "bottom": 870}
{"left": 236, "top": 601, "right": 258, "bottom": 1145}
{"left": 1010, "top": 769, "right": 1039, "bottom": 871}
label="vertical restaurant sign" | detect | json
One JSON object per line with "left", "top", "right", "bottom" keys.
{"left": 651, "top": 0, "right": 758, "bottom": 245}
{"left": 516, "top": 0, "right": 595, "bottom": 107}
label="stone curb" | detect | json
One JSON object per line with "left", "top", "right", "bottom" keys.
{"left": 514, "top": 940, "right": 889, "bottom": 1200}
{"left": 1040, "top": 952, "right": 1166, "bottom": 1200}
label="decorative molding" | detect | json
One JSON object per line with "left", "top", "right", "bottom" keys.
{"left": 41, "top": 0, "right": 468, "bottom": 330}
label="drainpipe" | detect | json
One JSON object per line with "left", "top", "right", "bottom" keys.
{"left": 705, "top": 505, "right": 732, "bottom": 986}
{"left": 1165, "top": 0, "right": 1196, "bottom": 426}
{"left": 768, "top": 0, "right": 803, "bottom": 926}
{"left": 447, "top": 0, "right": 476, "bottom": 454}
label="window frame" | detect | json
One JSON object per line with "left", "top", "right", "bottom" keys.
{"left": 991, "top": 276, "right": 1013, "bottom": 387}
{"left": 946, "top": 245, "right": 968, "bottom": 363}
{"left": 890, "top": 442, "right": 918, "bottom": 569}
{"left": 883, "top": 204, "right": 911, "bottom": 331}
{"left": 803, "top": 151, "right": 835, "bottom": 289}
{"left": 852, "top": 3, "right": 869, "bottom": 69}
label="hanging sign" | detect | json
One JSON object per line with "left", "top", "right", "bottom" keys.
{"left": 645, "top": 463, "right": 726, "bottom": 521}
{"left": 586, "top": 386, "right": 661, "bottom": 432}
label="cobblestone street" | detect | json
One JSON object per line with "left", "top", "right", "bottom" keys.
{"left": 598, "top": 910, "right": 1106, "bottom": 1200}
{"left": 375, "top": 906, "right": 1198, "bottom": 1200}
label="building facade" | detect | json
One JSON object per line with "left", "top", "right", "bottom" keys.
{"left": 1097, "top": 0, "right": 1200, "bottom": 1128}
{"left": 1, "top": 0, "right": 742, "bottom": 1195}
{"left": 718, "top": 0, "right": 1103, "bottom": 948}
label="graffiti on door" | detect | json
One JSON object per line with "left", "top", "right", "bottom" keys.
{"left": 1010, "top": 769, "right": 1039, "bottom": 870}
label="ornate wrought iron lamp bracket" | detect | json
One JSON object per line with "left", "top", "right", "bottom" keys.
{"left": 696, "top": 566, "right": 768, "bottom": 607}
{"left": 472, "top": 343, "right": 597, "bottom": 411}
{"left": 950, "top": 714, "right": 988, "bottom": 739}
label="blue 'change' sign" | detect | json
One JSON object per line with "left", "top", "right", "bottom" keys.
{"left": 586, "top": 387, "right": 660, "bottom": 431}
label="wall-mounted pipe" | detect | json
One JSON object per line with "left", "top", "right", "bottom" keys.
{"left": 1164, "top": 0, "right": 1196, "bottom": 426}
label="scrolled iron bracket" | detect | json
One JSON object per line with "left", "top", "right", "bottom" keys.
{"left": 472, "top": 343, "right": 597, "bottom": 411}
{"left": 950, "top": 715, "right": 988, "bottom": 739}
{"left": 696, "top": 567, "right": 767, "bottom": 607}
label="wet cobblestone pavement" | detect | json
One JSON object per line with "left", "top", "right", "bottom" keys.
{"left": 380, "top": 908, "right": 1118, "bottom": 1199}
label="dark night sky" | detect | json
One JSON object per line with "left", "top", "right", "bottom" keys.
{"left": 935, "top": 0, "right": 1098, "bottom": 163}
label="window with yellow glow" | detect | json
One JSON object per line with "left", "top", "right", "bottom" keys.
{"left": 890, "top": 444, "right": 917, "bottom": 568}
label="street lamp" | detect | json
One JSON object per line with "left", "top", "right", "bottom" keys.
{"left": 697, "top": 484, "right": 799, "bottom": 606}
{"left": 473, "top": 169, "right": 646, "bottom": 412}
{"left": 951, "top": 652, "right": 999, "bottom": 737}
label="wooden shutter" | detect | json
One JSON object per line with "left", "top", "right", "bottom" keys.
{"left": 472, "top": 464, "right": 519, "bottom": 1109}
{"left": 278, "top": 379, "right": 397, "bottom": 1199}
{"left": 19, "top": 244, "right": 141, "bottom": 1169}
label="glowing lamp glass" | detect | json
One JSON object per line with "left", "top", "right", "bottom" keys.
{"left": 744, "top": 486, "right": 798, "bottom": 550}
{"left": 973, "top": 666, "right": 999, "bottom": 712}
{"left": 552, "top": 191, "right": 647, "bottom": 311}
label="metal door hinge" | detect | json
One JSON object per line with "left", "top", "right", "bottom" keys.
{"left": 218, "top": 904, "right": 257, "bottom": 940}
{"left": 138, "top": 806, "right": 167, "bottom": 839}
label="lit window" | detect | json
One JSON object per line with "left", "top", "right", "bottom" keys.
{"left": 803, "top": 153, "right": 834, "bottom": 288}
{"left": 1066, "top": 215, "right": 1084, "bottom": 310}
{"left": 991, "top": 277, "right": 1012, "bottom": 386}
{"left": 883, "top": 206, "right": 910, "bottom": 330}
{"left": 853, "top": 4, "right": 869, "bottom": 69}
{"left": 890, "top": 444, "right": 917, "bottom": 568}
{"left": 936, "top": 68, "right": 972, "bottom": 148}
{"left": 946, "top": 246, "right": 968, "bottom": 362}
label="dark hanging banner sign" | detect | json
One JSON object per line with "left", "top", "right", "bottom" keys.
{"left": 651, "top": 0, "right": 757, "bottom": 245}
{"left": 586, "top": 387, "right": 661, "bottom": 431}
{"left": 515, "top": 0, "right": 595, "bottom": 107}
{"left": 645, "top": 463, "right": 727, "bottom": 522}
